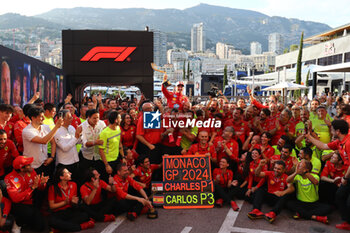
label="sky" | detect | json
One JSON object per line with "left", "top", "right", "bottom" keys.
{"left": 0, "top": 0, "right": 349, "bottom": 28}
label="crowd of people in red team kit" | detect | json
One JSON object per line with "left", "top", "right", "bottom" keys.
{"left": 0, "top": 81, "right": 349, "bottom": 232}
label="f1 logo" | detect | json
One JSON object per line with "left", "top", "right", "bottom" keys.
{"left": 80, "top": 46, "right": 136, "bottom": 62}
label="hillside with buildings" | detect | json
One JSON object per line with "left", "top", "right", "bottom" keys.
{"left": 36, "top": 4, "right": 330, "bottom": 51}
{"left": 0, "top": 3, "right": 332, "bottom": 72}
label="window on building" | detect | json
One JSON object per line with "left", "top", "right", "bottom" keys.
{"left": 345, "top": 52, "right": 350, "bottom": 63}
{"left": 305, "top": 59, "right": 316, "bottom": 65}
{"left": 317, "top": 54, "right": 343, "bottom": 66}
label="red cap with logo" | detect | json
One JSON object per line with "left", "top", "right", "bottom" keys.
{"left": 13, "top": 156, "right": 34, "bottom": 170}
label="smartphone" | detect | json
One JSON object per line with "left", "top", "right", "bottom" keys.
{"left": 59, "top": 112, "right": 64, "bottom": 118}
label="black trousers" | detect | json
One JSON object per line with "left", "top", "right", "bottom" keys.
{"left": 49, "top": 207, "right": 90, "bottom": 232}
{"left": 161, "top": 145, "right": 182, "bottom": 156}
{"left": 286, "top": 199, "right": 332, "bottom": 219}
{"left": 253, "top": 188, "right": 290, "bottom": 215}
{"left": 78, "top": 152, "right": 105, "bottom": 185}
{"left": 214, "top": 184, "right": 239, "bottom": 203}
{"left": 99, "top": 159, "right": 121, "bottom": 183}
{"left": 81, "top": 198, "right": 117, "bottom": 221}
{"left": 335, "top": 182, "right": 350, "bottom": 223}
{"left": 136, "top": 143, "right": 162, "bottom": 164}
{"left": 113, "top": 187, "right": 144, "bottom": 216}
{"left": 319, "top": 181, "right": 338, "bottom": 204}
{"left": 35, "top": 162, "right": 55, "bottom": 180}
{"left": 12, "top": 203, "right": 46, "bottom": 232}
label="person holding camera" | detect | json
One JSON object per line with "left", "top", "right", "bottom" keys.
{"left": 22, "top": 107, "right": 63, "bottom": 177}
{"left": 54, "top": 110, "right": 81, "bottom": 183}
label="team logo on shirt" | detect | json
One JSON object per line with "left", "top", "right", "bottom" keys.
{"left": 14, "top": 178, "right": 18, "bottom": 182}
{"left": 143, "top": 111, "right": 161, "bottom": 129}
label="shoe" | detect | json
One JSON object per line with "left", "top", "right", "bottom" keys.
{"left": 141, "top": 205, "right": 150, "bottom": 214}
{"left": 80, "top": 220, "right": 95, "bottom": 230}
{"left": 11, "top": 221, "right": 21, "bottom": 233}
{"left": 127, "top": 212, "right": 137, "bottom": 221}
{"left": 176, "top": 136, "right": 182, "bottom": 146}
{"left": 292, "top": 212, "right": 301, "bottom": 219}
{"left": 315, "top": 216, "right": 329, "bottom": 224}
{"left": 215, "top": 198, "right": 223, "bottom": 208}
{"left": 247, "top": 209, "right": 264, "bottom": 220}
{"left": 103, "top": 214, "right": 116, "bottom": 222}
{"left": 336, "top": 222, "right": 350, "bottom": 230}
{"left": 230, "top": 201, "right": 239, "bottom": 211}
{"left": 264, "top": 211, "right": 276, "bottom": 223}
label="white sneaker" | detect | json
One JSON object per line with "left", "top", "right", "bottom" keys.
{"left": 12, "top": 221, "right": 21, "bottom": 233}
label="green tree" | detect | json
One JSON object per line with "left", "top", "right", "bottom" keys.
{"left": 305, "top": 69, "right": 310, "bottom": 96}
{"left": 223, "top": 64, "right": 228, "bottom": 91}
{"left": 290, "top": 44, "right": 299, "bottom": 51}
{"left": 182, "top": 60, "right": 186, "bottom": 80}
{"left": 283, "top": 48, "right": 289, "bottom": 54}
{"left": 187, "top": 61, "right": 190, "bottom": 80}
{"left": 295, "top": 31, "right": 304, "bottom": 98}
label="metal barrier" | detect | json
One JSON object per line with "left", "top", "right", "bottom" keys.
{"left": 190, "top": 95, "right": 282, "bottom": 103}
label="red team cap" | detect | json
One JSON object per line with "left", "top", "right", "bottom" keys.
{"left": 13, "top": 156, "right": 34, "bottom": 170}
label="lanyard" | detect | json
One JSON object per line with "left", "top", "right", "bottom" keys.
{"left": 59, "top": 186, "right": 71, "bottom": 199}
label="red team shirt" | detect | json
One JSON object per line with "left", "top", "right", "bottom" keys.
{"left": 213, "top": 168, "right": 233, "bottom": 188}
{"left": 224, "top": 119, "right": 250, "bottom": 144}
{"left": 272, "top": 120, "right": 295, "bottom": 145}
{"left": 260, "top": 144, "right": 275, "bottom": 160}
{"left": 187, "top": 143, "right": 217, "bottom": 160}
{"left": 0, "top": 139, "right": 19, "bottom": 176}
{"left": 248, "top": 160, "right": 267, "bottom": 189}
{"left": 270, "top": 154, "right": 295, "bottom": 173}
{"left": 80, "top": 180, "right": 109, "bottom": 205}
{"left": 71, "top": 114, "right": 81, "bottom": 129}
{"left": 327, "top": 134, "right": 350, "bottom": 166}
{"left": 0, "top": 122, "right": 14, "bottom": 141}
{"left": 136, "top": 115, "right": 162, "bottom": 145}
{"left": 121, "top": 125, "right": 136, "bottom": 148}
{"left": 48, "top": 181, "right": 78, "bottom": 212}
{"left": 133, "top": 164, "right": 159, "bottom": 188}
{"left": 5, "top": 169, "right": 45, "bottom": 205}
{"left": 161, "top": 86, "right": 188, "bottom": 110}
{"left": 259, "top": 119, "right": 275, "bottom": 133}
{"left": 14, "top": 118, "right": 31, "bottom": 153}
{"left": 213, "top": 137, "right": 239, "bottom": 162}
{"left": 321, "top": 161, "right": 348, "bottom": 180}
{"left": 264, "top": 171, "right": 288, "bottom": 194}
{"left": 113, "top": 175, "right": 142, "bottom": 200}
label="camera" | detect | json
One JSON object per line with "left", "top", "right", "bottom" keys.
{"left": 207, "top": 84, "right": 221, "bottom": 98}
